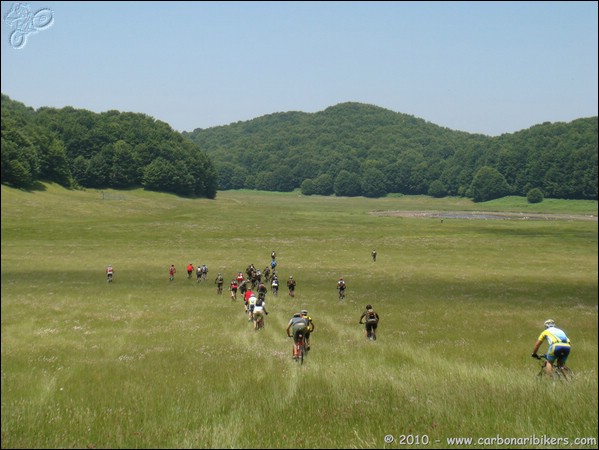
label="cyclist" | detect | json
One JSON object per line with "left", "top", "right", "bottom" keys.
{"left": 243, "top": 289, "right": 254, "bottom": 315}
{"left": 287, "top": 275, "right": 296, "bottom": 297}
{"left": 247, "top": 294, "right": 258, "bottom": 322}
{"left": 230, "top": 278, "right": 238, "bottom": 300}
{"left": 106, "top": 264, "right": 114, "bottom": 282}
{"left": 300, "top": 309, "right": 315, "bottom": 351}
{"left": 286, "top": 312, "right": 309, "bottom": 358}
{"left": 169, "top": 264, "right": 176, "bottom": 282}
{"left": 257, "top": 281, "right": 268, "bottom": 301}
{"left": 371, "top": 249, "right": 377, "bottom": 262}
{"left": 359, "top": 304, "right": 380, "bottom": 340}
{"left": 215, "top": 272, "right": 224, "bottom": 294}
{"left": 187, "top": 263, "right": 194, "bottom": 279}
{"left": 253, "top": 296, "right": 268, "bottom": 330}
{"left": 337, "top": 277, "right": 346, "bottom": 299}
{"left": 271, "top": 274, "right": 279, "bottom": 296}
{"left": 531, "top": 319, "right": 571, "bottom": 377}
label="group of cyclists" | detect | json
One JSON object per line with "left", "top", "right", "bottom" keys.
{"left": 229, "top": 268, "right": 282, "bottom": 301}
{"left": 105, "top": 250, "right": 571, "bottom": 372}
{"left": 240, "top": 285, "right": 269, "bottom": 330}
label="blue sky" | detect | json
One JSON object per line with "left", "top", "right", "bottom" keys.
{"left": 1, "top": 1, "right": 597, "bottom": 136}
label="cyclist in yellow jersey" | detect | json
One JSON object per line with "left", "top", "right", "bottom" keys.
{"left": 531, "top": 319, "right": 571, "bottom": 377}
{"left": 300, "top": 310, "right": 315, "bottom": 351}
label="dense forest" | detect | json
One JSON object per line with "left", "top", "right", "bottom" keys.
{"left": 2, "top": 96, "right": 596, "bottom": 201}
{"left": 184, "top": 102, "right": 597, "bottom": 201}
{"left": 1, "top": 95, "right": 217, "bottom": 198}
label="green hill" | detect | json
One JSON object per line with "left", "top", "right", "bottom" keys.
{"left": 184, "top": 102, "right": 598, "bottom": 200}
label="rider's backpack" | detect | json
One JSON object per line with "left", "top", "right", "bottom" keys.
{"left": 366, "top": 310, "right": 378, "bottom": 323}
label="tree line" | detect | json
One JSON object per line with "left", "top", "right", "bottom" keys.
{"left": 2, "top": 96, "right": 596, "bottom": 202}
{"left": 1, "top": 94, "right": 217, "bottom": 198}
{"left": 184, "top": 102, "right": 597, "bottom": 201}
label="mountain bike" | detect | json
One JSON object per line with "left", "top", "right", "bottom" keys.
{"left": 254, "top": 311, "right": 266, "bottom": 330}
{"left": 533, "top": 354, "right": 573, "bottom": 381}
{"left": 292, "top": 332, "right": 306, "bottom": 364}
{"left": 107, "top": 273, "right": 113, "bottom": 283}
{"left": 360, "top": 322, "right": 377, "bottom": 340}
{"left": 338, "top": 288, "right": 345, "bottom": 300}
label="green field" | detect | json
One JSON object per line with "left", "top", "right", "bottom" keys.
{"left": 1, "top": 184, "right": 597, "bottom": 449}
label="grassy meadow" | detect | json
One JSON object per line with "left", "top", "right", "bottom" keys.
{"left": 1, "top": 184, "right": 597, "bottom": 449}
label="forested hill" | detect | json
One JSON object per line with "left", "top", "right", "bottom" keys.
{"left": 1, "top": 94, "right": 217, "bottom": 198}
{"left": 184, "top": 102, "right": 597, "bottom": 201}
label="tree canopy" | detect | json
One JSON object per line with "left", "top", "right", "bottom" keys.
{"left": 1, "top": 94, "right": 217, "bottom": 198}
{"left": 3, "top": 96, "right": 596, "bottom": 202}
{"left": 185, "top": 102, "right": 597, "bottom": 201}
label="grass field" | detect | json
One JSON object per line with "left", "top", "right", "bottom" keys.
{"left": 1, "top": 184, "right": 597, "bottom": 449}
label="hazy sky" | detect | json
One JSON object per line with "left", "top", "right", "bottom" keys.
{"left": 1, "top": 1, "right": 597, "bottom": 136}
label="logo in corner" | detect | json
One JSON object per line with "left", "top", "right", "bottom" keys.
{"left": 4, "top": 2, "right": 54, "bottom": 49}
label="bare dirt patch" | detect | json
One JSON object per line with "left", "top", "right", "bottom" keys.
{"left": 370, "top": 210, "right": 598, "bottom": 221}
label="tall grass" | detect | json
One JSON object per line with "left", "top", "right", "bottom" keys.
{"left": 2, "top": 185, "right": 597, "bottom": 448}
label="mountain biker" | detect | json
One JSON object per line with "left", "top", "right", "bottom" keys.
{"left": 271, "top": 274, "right": 279, "bottom": 296}
{"left": 359, "top": 304, "right": 380, "bottom": 340}
{"left": 230, "top": 278, "right": 238, "bottom": 300}
{"left": 169, "top": 264, "right": 176, "bottom": 282}
{"left": 287, "top": 276, "right": 296, "bottom": 297}
{"left": 239, "top": 278, "right": 249, "bottom": 297}
{"left": 247, "top": 294, "right": 258, "bottom": 322}
{"left": 371, "top": 249, "right": 377, "bottom": 262}
{"left": 253, "top": 296, "right": 268, "bottom": 330}
{"left": 257, "top": 281, "right": 268, "bottom": 301}
{"left": 532, "top": 319, "right": 571, "bottom": 377}
{"left": 286, "top": 312, "right": 309, "bottom": 357}
{"left": 106, "top": 264, "right": 113, "bottom": 282}
{"left": 243, "top": 289, "right": 254, "bottom": 315}
{"left": 215, "top": 273, "right": 224, "bottom": 294}
{"left": 337, "top": 277, "right": 346, "bottom": 298}
{"left": 187, "top": 263, "right": 194, "bottom": 279}
{"left": 300, "top": 309, "right": 315, "bottom": 351}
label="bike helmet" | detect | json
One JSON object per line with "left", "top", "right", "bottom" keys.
{"left": 544, "top": 319, "right": 555, "bottom": 329}
{"left": 366, "top": 304, "right": 372, "bottom": 310}
{"left": 301, "top": 310, "right": 308, "bottom": 315}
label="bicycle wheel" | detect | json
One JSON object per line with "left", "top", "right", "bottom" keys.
{"left": 556, "top": 366, "right": 574, "bottom": 381}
